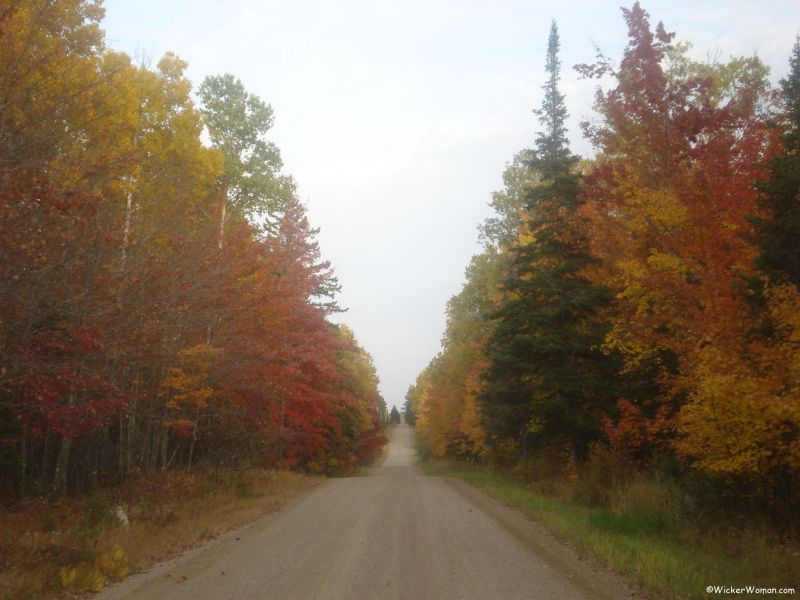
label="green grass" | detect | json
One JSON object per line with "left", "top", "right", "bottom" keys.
{"left": 423, "top": 460, "right": 799, "bottom": 600}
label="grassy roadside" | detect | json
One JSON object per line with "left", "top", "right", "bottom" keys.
{"left": 0, "top": 469, "right": 321, "bottom": 599}
{"left": 422, "top": 459, "right": 799, "bottom": 600}
{"left": 364, "top": 424, "right": 395, "bottom": 471}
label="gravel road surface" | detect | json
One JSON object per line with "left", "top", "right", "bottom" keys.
{"left": 99, "top": 424, "right": 636, "bottom": 600}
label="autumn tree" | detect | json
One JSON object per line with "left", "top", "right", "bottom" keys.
{"left": 410, "top": 1, "right": 797, "bottom": 520}
{"left": 0, "top": 0, "right": 386, "bottom": 495}
{"left": 0, "top": 0, "right": 107, "bottom": 177}
{"left": 1, "top": 179, "right": 126, "bottom": 493}
{"left": 329, "top": 325, "right": 385, "bottom": 468}
{"left": 577, "top": 4, "right": 794, "bottom": 503}
{"left": 411, "top": 251, "right": 499, "bottom": 460}
{"left": 672, "top": 41, "right": 800, "bottom": 507}
{"left": 479, "top": 149, "right": 537, "bottom": 251}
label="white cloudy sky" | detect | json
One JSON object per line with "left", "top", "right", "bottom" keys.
{"left": 101, "top": 0, "right": 798, "bottom": 409}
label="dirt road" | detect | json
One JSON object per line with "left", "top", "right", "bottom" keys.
{"left": 99, "top": 425, "right": 634, "bottom": 600}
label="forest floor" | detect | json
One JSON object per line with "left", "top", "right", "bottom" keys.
{"left": 0, "top": 469, "right": 322, "bottom": 599}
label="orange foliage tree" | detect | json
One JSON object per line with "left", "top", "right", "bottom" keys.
{"left": 577, "top": 3, "right": 780, "bottom": 473}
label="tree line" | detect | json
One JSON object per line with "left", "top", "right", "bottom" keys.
{"left": 407, "top": 3, "right": 800, "bottom": 517}
{"left": 0, "top": 0, "right": 386, "bottom": 499}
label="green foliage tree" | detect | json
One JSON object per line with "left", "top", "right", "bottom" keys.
{"left": 481, "top": 21, "right": 617, "bottom": 459}
{"left": 389, "top": 406, "right": 401, "bottom": 425}
{"left": 197, "top": 74, "right": 293, "bottom": 241}
{"left": 754, "top": 36, "right": 800, "bottom": 287}
{"left": 402, "top": 395, "right": 416, "bottom": 427}
{"left": 404, "top": 384, "right": 420, "bottom": 428}
{"left": 479, "top": 149, "right": 537, "bottom": 251}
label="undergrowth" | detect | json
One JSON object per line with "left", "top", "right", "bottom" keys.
{"left": 0, "top": 469, "right": 320, "bottom": 599}
{"left": 423, "top": 459, "right": 799, "bottom": 599}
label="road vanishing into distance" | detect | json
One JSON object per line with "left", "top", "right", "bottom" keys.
{"left": 99, "top": 425, "right": 634, "bottom": 600}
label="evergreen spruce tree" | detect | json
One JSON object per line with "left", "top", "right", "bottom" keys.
{"left": 481, "top": 22, "right": 617, "bottom": 459}
{"left": 755, "top": 36, "right": 800, "bottom": 287}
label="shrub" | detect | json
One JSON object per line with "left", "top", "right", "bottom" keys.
{"left": 60, "top": 546, "right": 129, "bottom": 593}
{"left": 415, "top": 432, "right": 433, "bottom": 462}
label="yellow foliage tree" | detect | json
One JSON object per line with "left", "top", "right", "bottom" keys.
{"left": 162, "top": 344, "right": 219, "bottom": 446}
{"left": 676, "top": 285, "right": 800, "bottom": 477}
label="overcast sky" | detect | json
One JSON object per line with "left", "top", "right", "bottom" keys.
{"left": 101, "top": 0, "right": 798, "bottom": 410}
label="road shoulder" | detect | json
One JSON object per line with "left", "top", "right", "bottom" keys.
{"left": 441, "top": 476, "right": 642, "bottom": 600}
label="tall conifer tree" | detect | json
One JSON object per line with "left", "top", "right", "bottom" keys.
{"left": 755, "top": 37, "right": 800, "bottom": 287}
{"left": 481, "top": 22, "right": 616, "bottom": 458}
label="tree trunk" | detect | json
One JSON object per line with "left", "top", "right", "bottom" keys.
{"left": 121, "top": 189, "right": 134, "bottom": 270}
{"left": 217, "top": 181, "right": 228, "bottom": 250}
{"left": 126, "top": 396, "right": 137, "bottom": 477}
{"left": 52, "top": 436, "right": 71, "bottom": 495}
{"left": 19, "top": 433, "right": 26, "bottom": 498}
{"left": 159, "top": 421, "right": 168, "bottom": 471}
{"left": 41, "top": 430, "right": 50, "bottom": 491}
{"left": 187, "top": 405, "right": 200, "bottom": 471}
{"left": 277, "top": 398, "right": 286, "bottom": 467}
